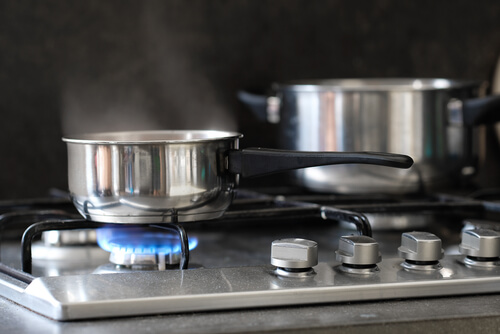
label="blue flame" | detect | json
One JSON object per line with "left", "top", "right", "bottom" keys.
{"left": 97, "top": 227, "right": 198, "bottom": 254}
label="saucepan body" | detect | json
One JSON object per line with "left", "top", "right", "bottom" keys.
{"left": 64, "top": 131, "right": 241, "bottom": 223}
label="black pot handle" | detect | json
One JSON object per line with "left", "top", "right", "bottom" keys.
{"left": 227, "top": 148, "right": 413, "bottom": 178}
{"left": 237, "top": 91, "right": 269, "bottom": 122}
{"left": 462, "top": 95, "right": 500, "bottom": 126}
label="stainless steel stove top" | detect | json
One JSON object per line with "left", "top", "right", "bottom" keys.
{"left": 1, "top": 189, "right": 500, "bottom": 326}
{"left": 3, "top": 255, "right": 500, "bottom": 321}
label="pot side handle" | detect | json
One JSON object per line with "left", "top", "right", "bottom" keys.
{"left": 237, "top": 91, "right": 267, "bottom": 121}
{"left": 463, "top": 95, "right": 500, "bottom": 126}
{"left": 228, "top": 148, "right": 414, "bottom": 178}
{"left": 237, "top": 91, "right": 281, "bottom": 123}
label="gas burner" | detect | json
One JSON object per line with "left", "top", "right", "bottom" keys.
{"left": 32, "top": 229, "right": 108, "bottom": 261}
{"left": 31, "top": 242, "right": 108, "bottom": 262}
{"left": 42, "top": 229, "right": 97, "bottom": 246}
{"left": 97, "top": 227, "right": 198, "bottom": 270}
{"left": 350, "top": 213, "right": 430, "bottom": 230}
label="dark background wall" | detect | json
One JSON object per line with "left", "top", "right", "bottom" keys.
{"left": 1, "top": 0, "right": 499, "bottom": 199}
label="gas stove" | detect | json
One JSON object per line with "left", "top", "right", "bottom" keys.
{"left": 1, "top": 188, "right": 500, "bottom": 322}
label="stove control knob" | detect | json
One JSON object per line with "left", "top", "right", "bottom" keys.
{"left": 336, "top": 235, "right": 381, "bottom": 266}
{"left": 459, "top": 229, "right": 500, "bottom": 258}
{"left": 398, "top": 231, "right": 444, "bottom": 263}
{"left": 271, "top": 238, "right": 318, "bottom": 269}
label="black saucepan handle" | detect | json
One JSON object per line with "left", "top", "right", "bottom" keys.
{"left": 227, "top": 148, "right": 414, "bottom": 178}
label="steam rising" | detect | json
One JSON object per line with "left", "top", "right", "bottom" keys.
{"left": 61, "top": 3, "right": 237, "bottom": 135}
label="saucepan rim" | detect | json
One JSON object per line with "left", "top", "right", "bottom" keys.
{"left": 62, "top": 130, "right": 243, "bottom": 145}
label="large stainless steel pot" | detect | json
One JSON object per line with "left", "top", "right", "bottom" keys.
{"left": 63, "top": 130, "right": 412, "bottom": 223}
{"left": 239, "top": 78, "right": 500, "bottom": 193}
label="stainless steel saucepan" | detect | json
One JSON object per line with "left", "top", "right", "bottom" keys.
{"left": 63, "top": 130, "right": 413, "bottom": 223}
{"left": 239, "top": 78, "right": 500, "bottom": 194}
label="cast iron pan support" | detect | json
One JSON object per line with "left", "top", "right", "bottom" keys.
{"left": 0, "top": 210, "right": 76, "bottom": 262}
{"left": 20, "top": 220, "right": 190, "bottom": 274}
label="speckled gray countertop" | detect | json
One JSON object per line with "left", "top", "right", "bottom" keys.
{"left": 2, "top": 293, "right": 500, "bottom": 334}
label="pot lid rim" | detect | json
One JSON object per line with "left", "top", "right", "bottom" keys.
{"left": 275, "top": 78, "right": 482, "bottom": 92}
